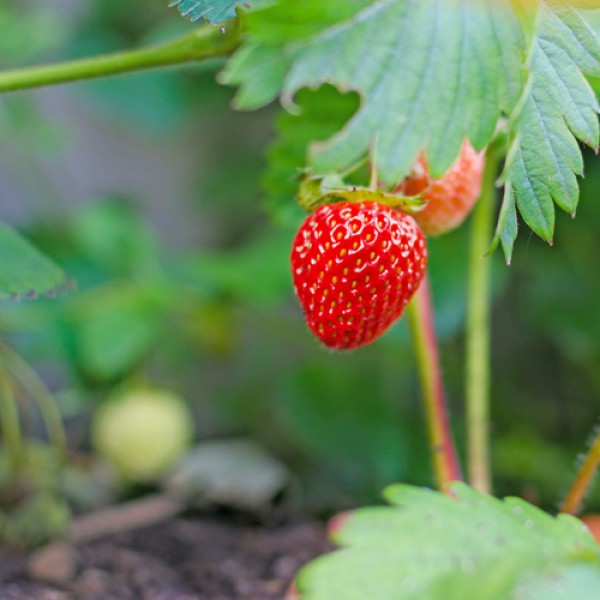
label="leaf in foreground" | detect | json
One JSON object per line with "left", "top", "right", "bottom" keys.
{"left": 297, "top": 483, "right": 600, "bottom": 600}
{"left": 0, "top": 222, "right": 69, "bottom": 301}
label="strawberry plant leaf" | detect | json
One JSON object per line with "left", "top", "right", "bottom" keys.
{"left": 499, "top": 4, "right": 600, "bottom": 259}
{"left": 263, "top": 85, "right": 360, "bottom": 224}
{"left": 169, "top": 0, "right": 255, "bottom": 24}
{"left": 222, "top": 0, "right": 525, "bottom": 182}
{"left": 224, "top": 0, "right": 600, "bottom": 260}
{"left": 0, "top": 222, "right": 69, "bottom": 301}
{"left": 524, "top": 564, "right": 600, "bottom": 600}
{"left": 493, "top": 185, "right": 519, "bottom": 264}
{"left": 73, "top": 284, "right": 166, "bottom": 380}
{"left": 296, "top": 483, "right": 600, "bottom": 600}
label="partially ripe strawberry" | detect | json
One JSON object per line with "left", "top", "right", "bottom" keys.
{"left": 396, "top": 141, "right": 485, "bottom": 236}
{"left": 291, "top": 202, "right": 427, "bottom": 350}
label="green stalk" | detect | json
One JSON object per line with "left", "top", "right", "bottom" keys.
{"left": 560, "top": 427, "right": 600, "bottom": 515}
{"left": 465, "top": 146, "right": 501, "bottom": 494}
{"left": 407, "top": 276, "right": 462, "bottom": 493}
{"left": 0, "top": 369, "right": 23, "bottom": 484}
{"left": 0, "top": 24, "right": 240, "bottom": 94}
{"left": 0, "top": 341, "right": 67, "bottom": 461}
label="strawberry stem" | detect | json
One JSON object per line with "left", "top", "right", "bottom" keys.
{"left": 0, "top": 24, "right": 240, "bottom": 94}
{"left": 465, "top": 145, "right": 501, "bottom": 494}
{"left": 0, "top": 340, "right": 67, "bottom": 461}
{"left": 407, "top": 276, "right": 462, "bottom": 493}
{"left": 0, "top": 368, "right": 24, "bottom": 486}
{"left": 560, "top": 425, "right": 600, "bottom": 515}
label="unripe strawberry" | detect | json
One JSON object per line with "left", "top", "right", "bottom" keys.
{"left": 291, "top": 202, "right": 427, "bottom": 350}
{"left": 396, "top": 142, "right": 485, "bottom": 236}
{"left": 92, "top": 388, "right": 194, "bottom": 482}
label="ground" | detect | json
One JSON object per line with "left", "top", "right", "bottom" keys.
{"left": 0, "top": 516, "right": 330, "bottom": 600}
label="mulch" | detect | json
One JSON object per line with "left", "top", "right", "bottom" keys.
{"left": 0, "top": 516, "right": 331, "bottom": 600}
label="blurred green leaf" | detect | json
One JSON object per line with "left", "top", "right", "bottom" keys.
{"left": 276, "top": 360, "right": 425, "bottom": 495}
{"left": 494, "top": 428, "right": 579, "bottom": 505}
{"left": 71, "top": 200, "right": 160, "bottom": 278}
{"left": 0, "top": 222, "right": 69, "bottom": 301}
{"left": 179, "top": 228, "right": 293, "bottom": 306}
{"left": 298, "top": 483, "right": 600, "bottom": 600}
{"left": 515, "top": 155, "right": 600, "bottom": 364}
{"left": 70, "top": 284, "right": 168, "bottom": 380}
{"left": 0, "top": 8, "right": 68, "bottom": 66}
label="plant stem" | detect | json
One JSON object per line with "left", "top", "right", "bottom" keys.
{"left": 407, "top": 276, "right": 462, "bottom": 493}
{"left": 465, "top": 146, "right": 501, "bottom": 494}
{"left": 560, "top": 427, "right": 600, "bottom": 515}
{"left": 0, "top": 24, "right": 240, "bottom": 94}
{"left": 0, "top": 341, "right": 67, "bottom": 461}
{"left": 0, "top": 369, "right": 23, "bottom": 484}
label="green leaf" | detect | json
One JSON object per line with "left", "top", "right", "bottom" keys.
{"left": 0, "top": 222, "right": 69, "bottom": 301}
{"left": 71, "top": 284, "right": 167, "bottom": 380}
{"left": 71, "top": 200, "right": 160, "bottom": 278}
{"left": 225, "top": 1, "right": 600, "bottom": 260}
{"left": 179, "top": 228, "right": 293, "bottom": 306}
{"left": 224, "top": 0, "right": 525, "bottom": 182}
{"left": 524, "top": 564, "right": 600, "bottom": 600}
{"left": 221, "top": 43, "right": 293, "bottom": 109}
{"left": 499, "top": 3, "right": 600, "bottom": 258}
{"left": 263, "top": 85, "right": 360, "bottom": 223}
{"left": 169, "top": 0, "right": 255, "bottom": 24}
{"left": 297, "top": 483, "right": 600, "bottom": 600}
{"left": 492, "top": 184, "right": 519, "bottom": 264}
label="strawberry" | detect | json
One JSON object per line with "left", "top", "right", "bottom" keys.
{"left": 396, "top": 141, "right": 485, "bottom": 236}
{"left": 291, "top": 201, "right": 427, "bottom": 350}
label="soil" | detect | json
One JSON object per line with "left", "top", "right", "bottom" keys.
{"left": 0, "top": 515, "right": 331, "bottom": 600}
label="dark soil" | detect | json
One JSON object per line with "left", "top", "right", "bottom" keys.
{"left": 0, "top": 516, "right": 330, "bottom": 600}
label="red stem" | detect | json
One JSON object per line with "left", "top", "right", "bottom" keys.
{"left": 407, "top": 276, "right": 462, "bottom": 492}
{"left": 560, "top": 426, "right": 600, "bottom": 515}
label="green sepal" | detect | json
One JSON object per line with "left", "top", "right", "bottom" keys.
{"left": 297, "top": 172, "right": 426, "bottom": 213}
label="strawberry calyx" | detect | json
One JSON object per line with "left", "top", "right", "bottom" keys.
{"left": 297, "top": 171, "right": 426, "bottom": 214}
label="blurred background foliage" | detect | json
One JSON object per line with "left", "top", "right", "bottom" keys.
{"left": 0, "top": 0, "right": 598, "bottom": 536}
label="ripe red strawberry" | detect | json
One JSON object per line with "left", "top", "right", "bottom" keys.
{"left": 396, "top": 141, "right": 485, "bottom": 236}
{"left": 291, "top": 201, "right": 427, "bottom": 350}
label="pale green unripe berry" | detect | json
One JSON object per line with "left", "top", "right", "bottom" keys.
{"left": 92, "top": 388, "right": 194, "bottom": 482}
